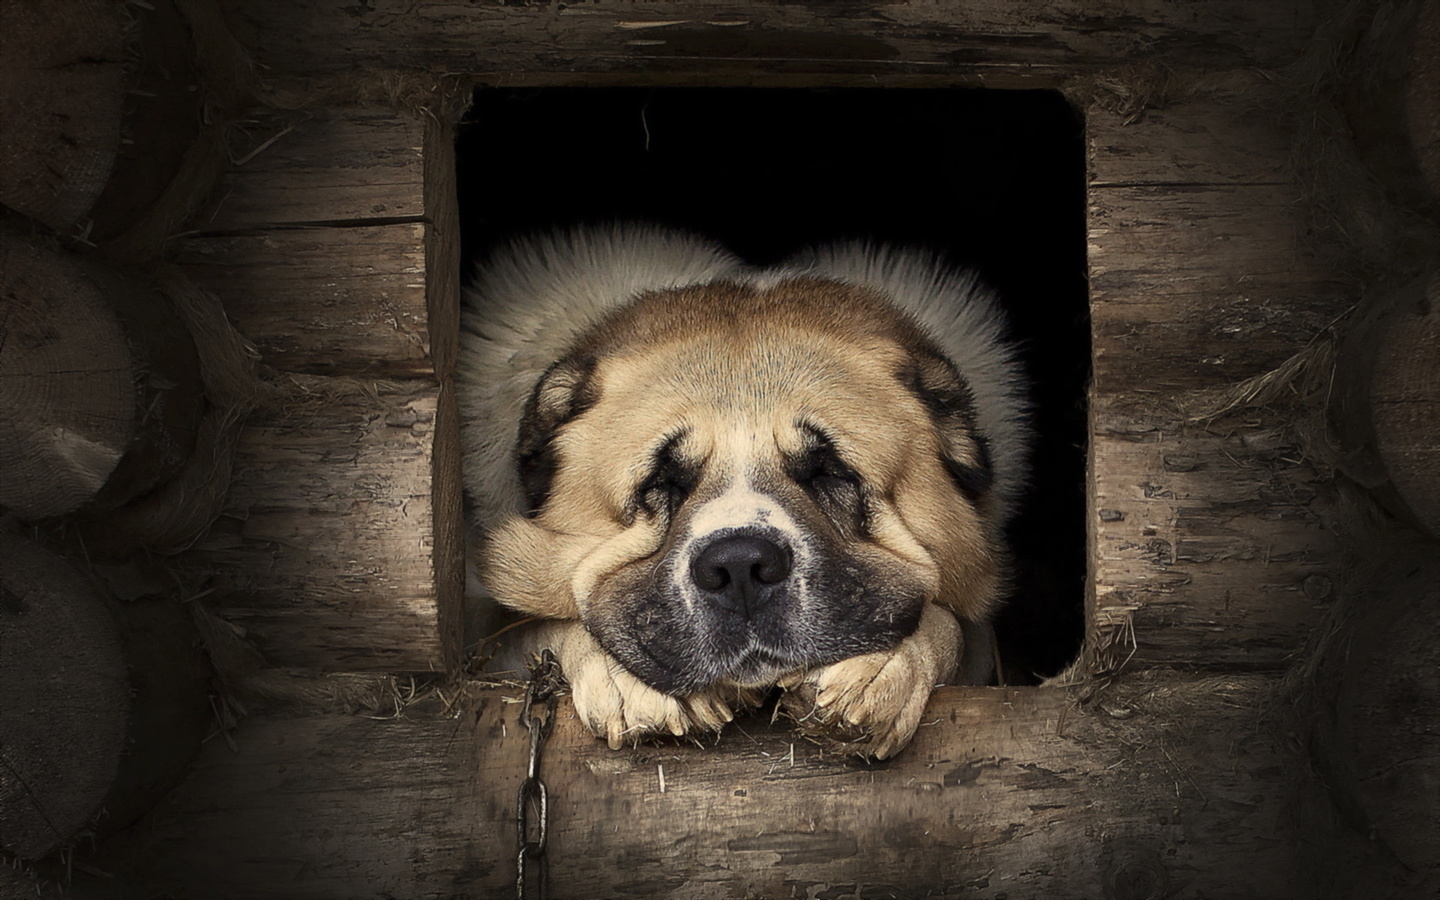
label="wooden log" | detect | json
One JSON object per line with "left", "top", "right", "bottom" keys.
{"left": 1366, "top": 273, "right": 1440, "bottom": 538}
{"left": 0, "top": 228, "right": 206, "bottom": 521}
{"left": 85, "top": 0, "right": 210, "bottom": 250}
{"left": 197, "top": 109, "right": 425, "bottom": 231}
{"left": 1410, "top": 0, "right": 1440, "bottom": 198}
{"left": 90, "top": 673, "right": 1299, "bottom": 898}
{"left": 0, "top": 0, "right": 126, "bottom": 234}
{"left": 0, "top": 533, "right": 130, "bottom": 860}
{"left": 0, "top": 230, "right": 135, "bottom": 518}
{"left": 195, "top": 375, "right": 460, "bottom": 673}
{"left": 1085, "top": 96, "right": 1349, "bottom": 673}
{"left": 211, "top": 0, "right": 1315, "bottom": 86}
{"left": 1315, "top": 535, "right": 1440, "bottom": 884}
{"left": 96, "top": 591, "right": 214, "bottom": 839}
{"left": 1338, "top": 0, "right": 1440, "bottom": 209}
{"left": 174, "top": 108, "right": 441, "bottom": 378}
{"left": 174, "top": 224, "right": 431, "bottom": 378}
{"left": 80, "top": 264, "right": 207, "bottom": 514}
{"left": 1330, "top": 273, "right": 1440, "bottom": 539}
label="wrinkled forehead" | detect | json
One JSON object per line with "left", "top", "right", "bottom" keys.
{"left": 579, "top": 331, "right": 928, "bottom": 471}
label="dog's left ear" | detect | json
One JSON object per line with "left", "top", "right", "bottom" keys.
{"left": 900, "top": 351, "right": 993, "bottom": 506}
{"left": 516, "top": 353, "right": 599, "bottom": 515}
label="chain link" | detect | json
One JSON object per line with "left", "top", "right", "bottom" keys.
{"left": 517, "top": 649, "right": 561, "bottom": 900}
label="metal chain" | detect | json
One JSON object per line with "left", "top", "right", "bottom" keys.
{"left": 517, "top": 649, "right": 561, "bottom": 900}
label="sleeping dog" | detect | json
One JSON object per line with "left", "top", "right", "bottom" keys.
{"left": 459, "top": 225, "right": 1028, "bottom": 758}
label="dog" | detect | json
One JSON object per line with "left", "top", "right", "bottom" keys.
{"left": 458, "top": 224, "right": 1028, "bottom": 758}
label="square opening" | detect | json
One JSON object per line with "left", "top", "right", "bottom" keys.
{"left": 456, "top": 87, "right": 1088, "bottom": 683}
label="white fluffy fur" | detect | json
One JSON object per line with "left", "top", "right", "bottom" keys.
{"left": 458, "top": 224, "right": 1029, "bottom": 530}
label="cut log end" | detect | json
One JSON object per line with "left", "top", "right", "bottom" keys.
{"left": 0, "top": 0, "right": 127, "bottom": 233}
{"left": 1369, "top": 274, "right": 1440, "bottom": 538}
{"left": 0, "top": 533, "right": 130, "bottom": 860}
{"left": 0, "top": 231, "right": 135, "bottom": 519}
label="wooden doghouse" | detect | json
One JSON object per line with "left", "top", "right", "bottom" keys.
{"left": 3, "top": 1, "right": 1440, "bottom": 898}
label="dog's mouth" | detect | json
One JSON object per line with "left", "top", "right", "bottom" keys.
{"left": 586, "top": 592, "right": 920, "bottom": 697}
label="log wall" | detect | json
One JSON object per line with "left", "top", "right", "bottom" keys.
{"left": 64, "top": 0, "right": 1433, "bottom": 896}
{"left": 180, "top": 108, "right": 465, "bottom": 673}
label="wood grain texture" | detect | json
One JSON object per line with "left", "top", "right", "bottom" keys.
{"left": 93, "top": 675, "right": 1297, "bottom": 899}
{"left": 176, "top": 109, "right": 437, "bottom": 377}
{"left": 0, "top": 534, "right": 129, "bottom": 860}
{"left": 0, "top": 0, "right": 126, "bottom": 233}
{"left": 211, "top": 0, "right": 1315, "bottom": 86}
{"left": 1086, "top": 98, "right": 1349, "bottom": 673}
{"left": 1367, "top": 273, "right": 1440, "bottom": 538}
{"left": 198, "top": 110, "right": 426, "bottom": 230}
{"left": 174, "top": 223, "right": 433, "bottom": 377}
{"left": 0, "top": 231, "right": 134, "bottom": 518}
{"left": 195, "top": 376, "right": 457, "bottom": 673}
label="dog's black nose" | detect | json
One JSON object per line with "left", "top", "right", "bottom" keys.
{"left": 690, "top": 533, "right": 792, "bottom": 616}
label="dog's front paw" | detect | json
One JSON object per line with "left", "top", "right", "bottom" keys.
{"left": 569, "top": 652, "right": 736, "bottom": 748}
{"left": 550, "top": 622, "right": 742, "bottom": 748}
{"left": 779, "top": 604, "right": 960, "bottom": 759}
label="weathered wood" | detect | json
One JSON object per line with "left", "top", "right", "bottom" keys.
{"left": 92, "top": 673, "right": 1297, "bottom": 899}
{"left": 197, "top": 110, "right": 426, "bottom": 231}
{"left": 1337, "top": 0, "right": 1439, "bottom": 210}
{"left": 174, "top": 108, "right": 445, "bottom": 378}
{"left": 0, "top": 533, "right": 130, "bottom": 860}
{"left": 0, "top": 0, "right": 126, "bottom": 234}
{"left": 96, "top": 589, "right": 214, "bottom": 839}
{"left": 0, "top": 230, "right": 135, "bottom": 518}
{"left": 211, "top": 0, "right": 1315, "bottom": 86}
{"left": 1321, "top": 539, "right": 1440, "bottom": 882}
{"left": 1411, "top": 0, "right": 1440, "bottom": 197}
{"left": 422, "top": 112, "right": 466, "bottom": 666}
{"left": 1090, "top": 415, "right": 1338, "bottom": 672}
{"left": 174, "top": 223, "right": 432, "bottom": 377}
{"left": 195, "top": 375, "right": 459, "bottom": 673}
{"left": 85, "top": 0, "right": 208, "bottom": 248}
{"left": 1086, "top": 97, "right": 1349, "bottom": 672}
{"left": 1367, "top": 273, "right": 1440, "bottom": 538}
{"left": 82, "top": 265, "right": 207, "bottom": 513}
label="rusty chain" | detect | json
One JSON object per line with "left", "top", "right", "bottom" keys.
{"left": 517, "top": 649, "right": 561, "bottom": 900}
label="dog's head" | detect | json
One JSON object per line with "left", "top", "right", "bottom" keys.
{"left": 481, "top": 277, "right": 1005, "bottom": 695}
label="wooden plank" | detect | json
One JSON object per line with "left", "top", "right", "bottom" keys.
{"left": 212, "top": 0, "right": 1315, "bottom": 86}
{"left": 174, "top": 224, "right": 432, "bottom": 377}
{"left": 421, "top": 111, "right": 467, "bottom": 672}
{"left": 1085, "top": 97, "right": 1349, "bottom": 673}
{"left": 1090, "top": 412, "right": 1337, "bottom": 672}
{"left": 91, "top": 675, "right": 1299, "bottom": 899}
{"left": 196, "top": 375, "right": 458, "bottom": 673}
{"left": 1087, "top": 101, "right": 1294, "bottom": 187}
{"left": 198, "top": 109, "right": 425, "bottom": 230}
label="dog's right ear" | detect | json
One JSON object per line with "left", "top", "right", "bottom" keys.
{"left": 516, "top": 354, "right": 600, "bottom": 515}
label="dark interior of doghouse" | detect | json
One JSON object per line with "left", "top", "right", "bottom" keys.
{"left": 455, "top": 87, "right": 1088, "bottom": 683}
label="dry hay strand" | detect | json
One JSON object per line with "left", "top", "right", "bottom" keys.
{"left": 155, "top": 265, "right": 269, "bottom": 411}
{"left": 1176, "top": 333, "right": 1341, "bottom": 425}
{"left": 232, "top": 669, "right": 450, "bottom": 719}
{"left": 98, "top": 123, "right": 233, "bottom": 261}
{"left": 92, "top": 0, "right": 263, "bottom": 259}
{"left": 188, "top": 597, "right": 266, "bottom": 686}
{"left": 69, "top": 267, "right": 267, "bottom": 557}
